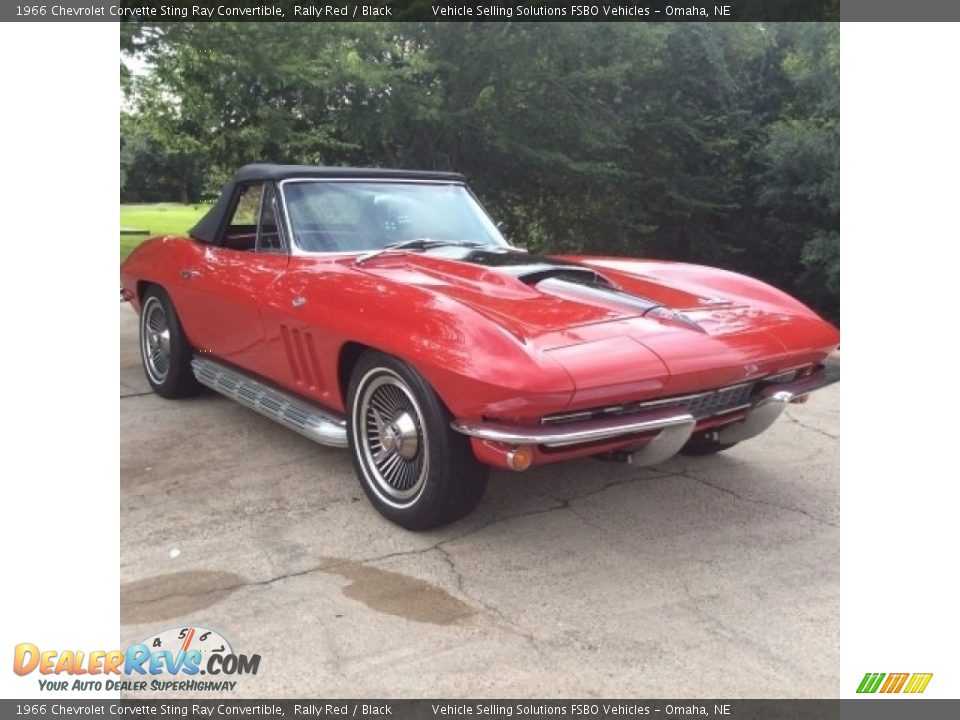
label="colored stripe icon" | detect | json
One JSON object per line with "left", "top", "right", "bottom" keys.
{"left": 879, "top": 673, "right": 909, "bottom": 693}
{"left": 904, "top": 673, "right": 934, "bottom": 693}
{"left": 857, "top": 673, "right": 885, "bottom": 693}
{"left": 857, "top": 672, "right": 933, "bottom": 694}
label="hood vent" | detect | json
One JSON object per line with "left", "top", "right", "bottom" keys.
{"left": 535, "top": 275, "right": 707, "bottom": 333}
{"left": 535, "top": 275, "right": 661, "bottom": 315}
{"left": 513, "top": 264, "right": 610, "bottom": 287}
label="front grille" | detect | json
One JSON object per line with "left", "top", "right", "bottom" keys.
{"left": 542, "top": 382, "right": 755, "bottom": 426}
{"left": 683, "top": 383, "right": 754, "bottom": 417}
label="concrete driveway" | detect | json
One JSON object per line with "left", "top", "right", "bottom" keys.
{"left": 120, "top": 304, "right": 840, "bottom": 698}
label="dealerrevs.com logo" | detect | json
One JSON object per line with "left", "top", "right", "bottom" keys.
{"left": 857, "top": 672, "right": 933, "bottom": 694}
{"left": 13, "top": 626, "right": 260, "bottom": 692}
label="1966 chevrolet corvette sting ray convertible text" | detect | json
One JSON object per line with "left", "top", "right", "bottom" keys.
{"left": 120, "top": 164, "right": 840, "bottom": 529}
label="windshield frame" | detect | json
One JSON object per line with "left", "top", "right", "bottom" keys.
{"left": 276, "top": 177, "right": 508, "bottom": 257}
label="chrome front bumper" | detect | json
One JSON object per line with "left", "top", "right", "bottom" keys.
{"left": 453, "top": 407, "right": 697, "bottom": 448}
{"left": 714, "top": 364, "right": 839, "bottom": 444}
{"left": 452, "top": 365, "right": 839, "bottom": 466}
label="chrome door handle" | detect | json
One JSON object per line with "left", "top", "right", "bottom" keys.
{"left": 180, "top": 268, "right": 201, "bottom": 279}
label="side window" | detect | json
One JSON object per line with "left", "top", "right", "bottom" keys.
{"left": 222, "top": 184, "right": 262, "bottom": 251}
{"left": 257, "top": 184, "right": 283, "bottom": 252}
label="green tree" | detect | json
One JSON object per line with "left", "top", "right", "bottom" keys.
{"left": 756, "top": 23, "right": 840, "bottom": 318}
{"left": 121, "top": 21, "right": 840, "bottom": 319}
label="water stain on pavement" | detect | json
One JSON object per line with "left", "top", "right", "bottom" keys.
{"left": 121, "top": 571, "right": 246, "bottom": 625}
{"left": 120, "top": 560, "right": 474, "bottom": 626}
{"left": 319, "top": 557, "right": 475, "bottom": 625}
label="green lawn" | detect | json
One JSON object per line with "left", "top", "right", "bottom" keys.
{"left": 120, "top": 203, "right": 209, "bottom": 260}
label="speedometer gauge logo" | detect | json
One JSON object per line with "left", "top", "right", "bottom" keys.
{"left": 141, "top": 626, "right": 233, "bottom": 669}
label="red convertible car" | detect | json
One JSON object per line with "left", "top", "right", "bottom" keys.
{"left": 121, "top": 164, "right": 840, "bottom": 529}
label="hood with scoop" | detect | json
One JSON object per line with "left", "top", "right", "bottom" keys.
{"left": 348, "top": 246, "right": 839, "bottom": 400}
{"left": 352, "top": 247, "right": 765, "bottom": 341}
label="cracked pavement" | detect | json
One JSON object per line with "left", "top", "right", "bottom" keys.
{"left": 120, "top": 304, "right": 840, "bottom": 698}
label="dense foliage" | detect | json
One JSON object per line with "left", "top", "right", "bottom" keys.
{"left": 122, "top": 22, "right": 839, "bottom": 320}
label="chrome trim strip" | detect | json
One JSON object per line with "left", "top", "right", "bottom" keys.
{"left": 191, "top": 356, "right": 348, "bottom": 448}
{"left": 253, "top": 181, "right": 288, "bottom": 255}
{"left": 452, "top": 408, "right": 696, "bottom": 448}
{"left": 712, "top": 402, "right": 753, "bottom": 416}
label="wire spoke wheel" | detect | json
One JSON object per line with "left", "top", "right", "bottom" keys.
{"left": 347, "top": 351, "right": 490, "bottom": 529}
{"left": 357, "top": 371, "right": 429, "bottom": 506}
{"left": 141, "top": 296, "right": 172, "bottom": 384}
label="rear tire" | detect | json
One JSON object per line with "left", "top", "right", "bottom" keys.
{"left": 347, "top": 351, "right": 489, "bottom": 530}
{"left": 139, "top": 287, "right": 201, "bottom": 399}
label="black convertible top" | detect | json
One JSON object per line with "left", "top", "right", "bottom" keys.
{"left": 189, "top": 164, "right": 466, "bottom": 243}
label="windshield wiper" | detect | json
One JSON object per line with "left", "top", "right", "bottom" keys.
{"left": 354, "top": 238, "right": 485, "bottom": 266}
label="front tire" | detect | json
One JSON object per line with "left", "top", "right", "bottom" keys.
{"left": 139, "top": 287, "right": 200, "bottom": 399}
{"left": 347, "top": 351, "right": 488, "bottom": 530}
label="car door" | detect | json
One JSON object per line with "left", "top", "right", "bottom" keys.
{"left": 172, "top": 181, "right": 289, "bottom": 371}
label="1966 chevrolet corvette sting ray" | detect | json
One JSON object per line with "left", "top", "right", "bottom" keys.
{"left": 120, "top": 164, "right": 840, "bottom": 529}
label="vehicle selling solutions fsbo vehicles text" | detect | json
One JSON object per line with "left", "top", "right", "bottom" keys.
{"left": 430, "top": 5, "right": 731, "bottom": 19}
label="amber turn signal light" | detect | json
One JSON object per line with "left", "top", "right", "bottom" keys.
{"left": 507, "top": 445, "right": 534, "bottom": 471}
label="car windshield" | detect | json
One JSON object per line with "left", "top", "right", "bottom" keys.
{"left": 280, "top": 181, "right": 508, "bottom": 254}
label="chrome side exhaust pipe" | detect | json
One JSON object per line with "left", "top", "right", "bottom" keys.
{"left": 191, "top": 356, "right": 348, "bottom": 448}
